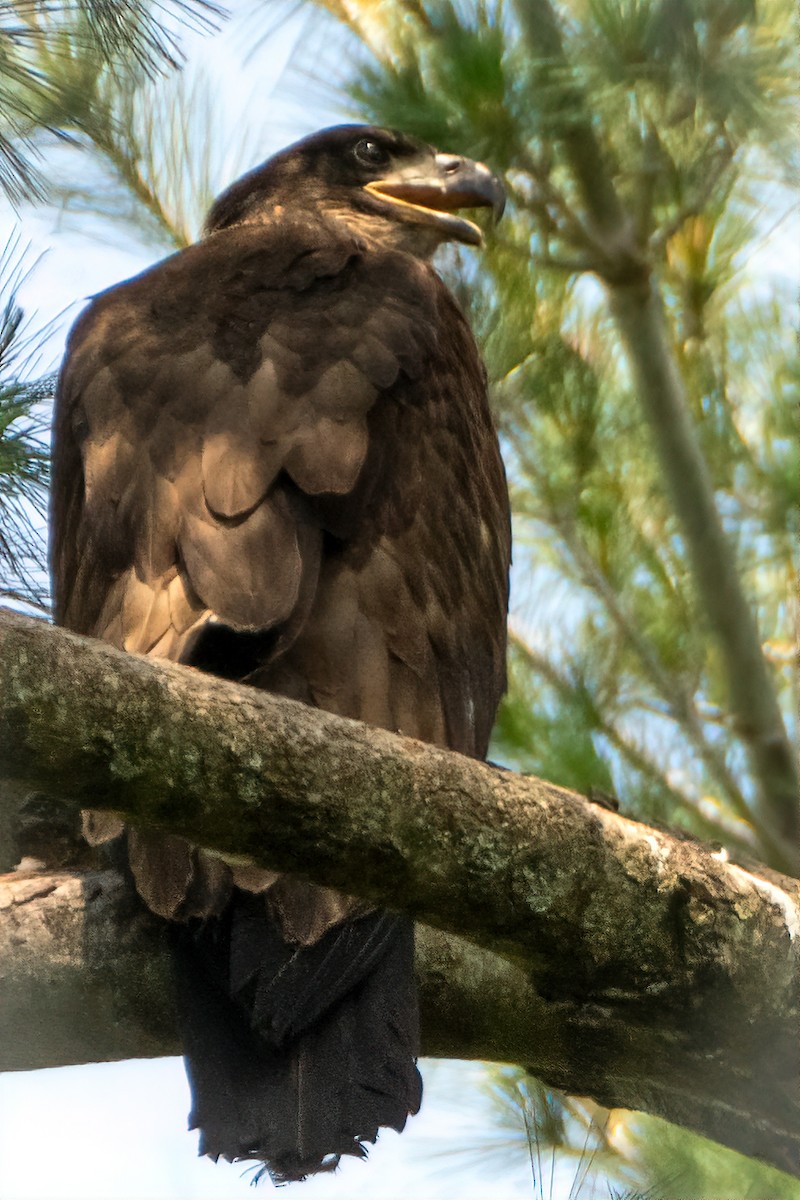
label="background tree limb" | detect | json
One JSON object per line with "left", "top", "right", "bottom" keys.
{"left": 0, "top": 606, "right": 798, "bottom": 1178}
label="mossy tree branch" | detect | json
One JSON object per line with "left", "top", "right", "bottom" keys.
{"left": 0, "top": 607, "right": 798, "bottom": 1178}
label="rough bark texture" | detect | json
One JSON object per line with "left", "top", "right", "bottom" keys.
{"left": 1, "top": 608, "right": 798, "bottom": 1178}
{"left": 0, "top": 865, "right": 553, "bottom": 1072}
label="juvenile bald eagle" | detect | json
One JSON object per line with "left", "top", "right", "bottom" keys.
{"left": 50, "top": 125, "right": 510, "bottom": 1182}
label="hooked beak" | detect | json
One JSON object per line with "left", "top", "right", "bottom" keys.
{"left": 365, "top": 152, "right": 505, "bottom": 246}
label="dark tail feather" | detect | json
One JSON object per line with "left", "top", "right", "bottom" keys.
{"left": 169, "top": 892, "right": 422, "bottom": 1183}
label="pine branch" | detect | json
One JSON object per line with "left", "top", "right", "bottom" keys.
{"left": 506, "top": 626, "right": 757, "bottom": 856}
{"left": 0, "top": 0, "right": 224, "bottom": 206}
{"left": 508, "top": 451, "right": 761, "bottom": 846}
{"left": 0, "top": 234, "right": 52, "bottom": 610}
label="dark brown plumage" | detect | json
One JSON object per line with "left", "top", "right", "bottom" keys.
{"left": 50, "top": 125, "right": 510, "bottom": 1182}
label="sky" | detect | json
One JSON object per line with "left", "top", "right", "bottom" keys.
{"left": 0, "top": 1059, "right": 555, "bottom": 1200}
{"left": 0, "top": 6, "right": 554, "bottom": 1200}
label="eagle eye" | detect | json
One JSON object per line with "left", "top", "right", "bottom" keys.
{"left": 354, "top": 139, "right": 390, "bottom": 167}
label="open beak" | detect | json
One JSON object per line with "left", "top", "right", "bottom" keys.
{"left": 365, "top": 152, "right": 505, "bottom": 246}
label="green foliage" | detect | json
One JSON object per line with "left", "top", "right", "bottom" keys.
{"left": 493, "top": 634, "right": 617, "bottom": 795}
{"left": 474, "top": 1068, "right": 800, "bottom": 1198}
{"left": 471, "top": 1066, "right": 645, "bottom": 1197}
{"left": 0, "top": 0, "right": 223, "bottom": 207}
{"left": 50, "top": 66, "right": 266, "bottom": 250}
{"left": 625, "top": 1111, "right": 800, "bottom": 1199}
{"left": 0, "top": 235, "right": 52, "bottom": 609}
{"left": 350, "top": 3, "right": 518, "bottom": 164}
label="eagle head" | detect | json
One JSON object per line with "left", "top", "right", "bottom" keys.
{"left": 204, "top": 125, "right": 505, "bottom": 250}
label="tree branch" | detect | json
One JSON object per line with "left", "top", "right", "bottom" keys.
{"left": 0, "top": 608, "right": 798, "bottom": 1178}
{"left": 0, "top": 866, "right": 553, "bottom": 1075}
